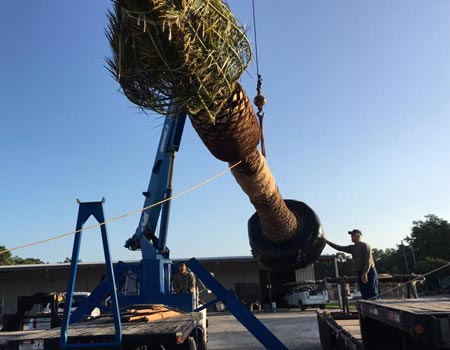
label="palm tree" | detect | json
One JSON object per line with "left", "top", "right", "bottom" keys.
{"left": 107, "top": 0, "right": 325, "bottom": 270}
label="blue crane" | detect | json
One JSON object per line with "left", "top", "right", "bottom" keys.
{"left": 59, "top": 113, "right": 288, "bottom": 350}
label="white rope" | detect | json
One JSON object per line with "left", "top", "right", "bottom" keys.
{"left": 369, "top": 261, "right": 450, "bottom": 300}
{"left": 0, "top": 161, "right": 242, "bottom": 257}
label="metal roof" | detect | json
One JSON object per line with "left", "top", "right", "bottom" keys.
{"left": 0, "top": 255, "right": 336, "bottom": 272}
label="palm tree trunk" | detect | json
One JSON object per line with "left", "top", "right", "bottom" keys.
{"left": 190, "top": 83, "right": 299, "bottom": 244}
{"left": 230, "top": 149, "right": 299, "bottom": 243}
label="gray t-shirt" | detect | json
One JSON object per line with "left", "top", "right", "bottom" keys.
{"left": 172, "top": 271, "right": 196, "bottom": 294}
{"left": 328, "top": 241, "right": 374, "bottom": 274}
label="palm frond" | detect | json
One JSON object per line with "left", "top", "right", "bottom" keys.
{"left": 106, "top": 0, "right": 252, "bottom": 122}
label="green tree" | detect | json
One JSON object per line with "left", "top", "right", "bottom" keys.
{"left": 314, "top": 252, "right": 356, "bottom": 279}
{"left": 406, "top": 214, "right": 450, "bottom": 261}
{"left": 372, "top": 248, "right": 384, "bottom": 264}
{"left": 0, "top": 245, "right": 12, "bottom": 265}
{"left": 376, "top": 247, "right": 406, "bottom": 274}
{"left": 0, "top": 245, "right": 44, "bottom": 265}
{"left": 414, "top": 257, "right": 450, "bottom": 279}
{"left": 414, "top": 257, "right": 450, "bottom": 290}
{"left": 11, "top": 257, "right": 44, "bottom": 265}
{"left": 58, "top": 257, "right": 81, "bottom": 264}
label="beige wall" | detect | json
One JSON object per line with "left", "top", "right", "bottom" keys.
{"left": 198, "top": 260, "right": 262, "bottom": 305}
{"left": 201, "top": 260, "right": 260, "bottom": 289}
{"left": 0, "top": 259, "right": 264, "bottom": 321}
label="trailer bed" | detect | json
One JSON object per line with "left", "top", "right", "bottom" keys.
{"left": 359, "top": 298, "right": 450, "bottom": 314}
{"left": 1, "top": 312, "right": 201, "bottom": 350}
{"left": 335, "top": 319, "right": 361, "bottom": 342}
{"left": 318, "top": 298, "right": 450, "bottom": 350}
{"left": 317, "top": 310, "right": 362, "bottom": 350}
{"left": 358, "top": 298, "right": 450, "bottom": 350}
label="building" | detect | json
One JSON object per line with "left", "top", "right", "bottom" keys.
{"left": 0, "top": 255, "right": 336, "bottom": 322}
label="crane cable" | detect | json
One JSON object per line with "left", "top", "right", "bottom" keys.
{"left": 0, "top": 161, "right": 242, "bottom": 257}
{"left": 252, "top": 0, "right": 267, "bottom": 157}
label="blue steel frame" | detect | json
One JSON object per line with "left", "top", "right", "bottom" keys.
{"left": 60, "top": 199, "right": 121, "bottom": 350}
{"left": 188, "top": 258, "right": 288, "bottom": 350}
{"left": 125, "top": 113, "right": 186, "bottom": 257}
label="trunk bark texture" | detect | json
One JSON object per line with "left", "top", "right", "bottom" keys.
{"left": 190, "top": 83, "right": 299, "bottom": 244}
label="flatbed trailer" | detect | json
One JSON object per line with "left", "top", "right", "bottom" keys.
{"left": 0, "top": 312, "right": 203, "bottom": 350}
{"left": 318, "top": 298, "right": 450, "bottom": 350}
{"left": 317, "top": 310, "right": 362, "bottom": 350}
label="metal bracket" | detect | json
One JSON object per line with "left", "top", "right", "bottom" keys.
{"left": 60, "top": 199, "right": 122, "bottom": 350}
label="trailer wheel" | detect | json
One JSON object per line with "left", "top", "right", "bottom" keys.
{"left": 197, "top": 339, "right": 207, "bottom": 350}
{"left": 185, "top": 336, "right": 197, "bottom": 350}
{"left": 166, "top": 338, "right": 197, "bottom": 350}
{"left": 188, "top": 325, "right": 207, "bottom": 350}
{"left": 299, "top": 301, "right": 306, "bottom": 311}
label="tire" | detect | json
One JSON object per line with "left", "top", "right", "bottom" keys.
{"left": 197, "top": 339, "right": 207, "bottom": 350}
{"left": 185, "top": 337, "right": 197, "bottom": 350}
{"left": 299, "top": 301, "right": 306, "bottom": 311}
{"left": 319, "top": 304, "right": 326, "bottom": 310}
{"left": 166, "top": 336, "right": 198, "bottom": 350}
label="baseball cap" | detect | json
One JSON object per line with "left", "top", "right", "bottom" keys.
{"left": 348, "top": 229, "right": 362, "bottom": 235}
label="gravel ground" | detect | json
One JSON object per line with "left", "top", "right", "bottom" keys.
{"left": 206, "top": 309, "right": 322, "bottom": 350}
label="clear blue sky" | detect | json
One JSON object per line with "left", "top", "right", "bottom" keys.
{"left": 1, "top": 1, "right": 449, "bottom": 263}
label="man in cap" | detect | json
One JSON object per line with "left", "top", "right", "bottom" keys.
{"left": 172, "top": 262, "right": 196, "bottom": 294}
{"left": 326, "top": 229, "right": 379, "bottom": 299}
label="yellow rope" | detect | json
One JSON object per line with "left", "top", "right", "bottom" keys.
{"left": 0, "top": 161, "right": 242, "bottom": 257}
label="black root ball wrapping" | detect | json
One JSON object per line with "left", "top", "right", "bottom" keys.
{"left": 248, "top": 200, "right": 326, "bottom": 271}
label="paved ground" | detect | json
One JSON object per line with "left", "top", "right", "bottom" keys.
{"left": 207, "top": 309, "right": 322, "bottom": 350}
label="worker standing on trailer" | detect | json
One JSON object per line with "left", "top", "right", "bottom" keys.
{"left": 326, "top": 229, "right": 379, "bottom": 299}
{"left": 172, "top": 262, "right": 196, "bottom": 294}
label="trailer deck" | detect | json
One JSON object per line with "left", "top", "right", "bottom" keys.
{"left": 359, "top": 298, "right": 450, "bottom": 350}
{"left": 318, "top": 298, "right": 450, "bottom": 350}
{"left": 317, "top": 310, "right": 362, "bottom": 350}
{"left": 335, "top": 319, "right": 361, "bottom": 343}
{"left": 0, "top": 312, "right": 202, "bottom": 350}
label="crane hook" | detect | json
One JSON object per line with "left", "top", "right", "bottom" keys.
{"left": 253, "top": 74, "right": 266, "bottom": 112}
{"left": 254, "top": 74, "right": 267, "bottom": 157}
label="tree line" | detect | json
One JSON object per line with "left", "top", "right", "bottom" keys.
{"left": 0, "top": 248, "right": 75, "bottom": 265}
{"left": 0, "top": 247, "right": 44, "bottom": 265}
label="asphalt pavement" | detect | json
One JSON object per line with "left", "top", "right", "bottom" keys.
{"left": 207, "top": 309, "right": 322, "bottom": 350}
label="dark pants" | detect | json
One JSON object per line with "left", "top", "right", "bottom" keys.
{"left": 358, "top": 267, "right": 379, "bottom": 300}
